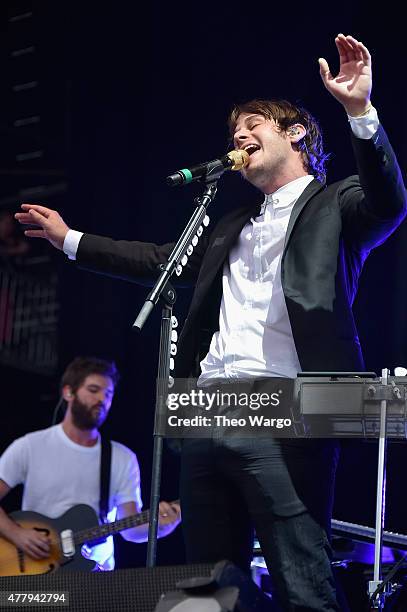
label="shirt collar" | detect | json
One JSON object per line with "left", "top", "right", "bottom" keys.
{"left": 260, "top": 175, "right": 315, "bottom": 215}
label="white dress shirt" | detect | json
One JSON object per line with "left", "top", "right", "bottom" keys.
{"left": 63, "top": 109, "right": 379, "bottom": 382}
{"left": 199, "top": 175, "right": 314, "bottom": 382}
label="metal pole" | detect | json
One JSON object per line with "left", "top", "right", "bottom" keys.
{"left": 146, "top": 304, "right": 173, "bottom": 567}
{"left": 369, "top": 367, "right": 389, "bottom": 609}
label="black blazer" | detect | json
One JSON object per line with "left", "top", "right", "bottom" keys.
{"left": 77, "top": 126, "right": 407, "bottom": 376}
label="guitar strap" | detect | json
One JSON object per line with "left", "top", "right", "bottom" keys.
{"left": 99, "top": 437, "right": 112, "bottom": 525}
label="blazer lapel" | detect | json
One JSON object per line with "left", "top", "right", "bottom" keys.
{"left": 215, "top": 204, "right": 259, "bottom": 258}
{"left": 195, "top": 179, "right": 323, "bottom": 298}
{"left": 196, "top": 204, "right": 258, "bottom": 293}
{"left": 284, "top": 179, "right": 325, "bottom": 250}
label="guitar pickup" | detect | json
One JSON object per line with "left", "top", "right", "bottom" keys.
{"left": 60, "top": 529, "right": 75, "bottom": 557}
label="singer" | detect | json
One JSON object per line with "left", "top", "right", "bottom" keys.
{"left": 16, "top": 35, "right": 407, "bottom": 610}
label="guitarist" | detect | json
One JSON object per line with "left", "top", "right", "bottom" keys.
{"left": 0, "top": 356, "right": 181, "bottom": 571}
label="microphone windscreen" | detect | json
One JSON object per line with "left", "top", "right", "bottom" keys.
{"left": 227, "top": 149, "right": 249, "bottom": 170}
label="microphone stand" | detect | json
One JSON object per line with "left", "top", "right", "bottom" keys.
{"left": 133, "top": 172, "right": 221, "bottom": 568}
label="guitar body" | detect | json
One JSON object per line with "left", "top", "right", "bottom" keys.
{"left": 0, "top": 499, "right": 178, "bottom": 577}
{"left": 0, "top": 505, "right": 99, "bottom": 576}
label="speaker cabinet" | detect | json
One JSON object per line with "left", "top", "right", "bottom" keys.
{"left": 0, "top": 564, "right": 214, "bottom": 611}
{"left": 0, "top": 561, "right": 273, "bottom": 611}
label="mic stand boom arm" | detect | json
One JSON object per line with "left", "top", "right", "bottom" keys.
{"left": 132, "top": 179, "right": 219, "bottom": 568}
{"left": 133, "top": 180, "right": 218, "bottom": 331}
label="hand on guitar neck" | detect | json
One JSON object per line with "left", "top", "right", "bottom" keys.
{"left": 157, "top": 500, "right": 181, "bottom": 537}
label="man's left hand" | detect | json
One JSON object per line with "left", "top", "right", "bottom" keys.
{"left": 319, "top": 34, "right": 372, "bottom": 117}
{"left": 158, "top": 501, "right": 181, "bottom": 536}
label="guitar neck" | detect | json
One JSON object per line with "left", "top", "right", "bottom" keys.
{"left": 74, "top": 500, "right": 179, "bottom": 546}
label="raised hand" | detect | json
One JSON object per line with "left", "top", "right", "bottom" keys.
{"left": 319, "top": 34, "right": 372, "bottom": 117}
{"left": 15, "top": 204, "right": 70, "bottom": 251}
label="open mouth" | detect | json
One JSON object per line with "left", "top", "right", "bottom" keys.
{"left": 242, "top": 144, "right": 261, "bottom": 157}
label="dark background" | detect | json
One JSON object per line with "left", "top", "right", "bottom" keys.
{"left": 0, "top": 0, "right": 406, "bottom": 588}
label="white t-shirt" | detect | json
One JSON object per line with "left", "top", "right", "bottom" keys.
{"left": 0, "top": 424, "right": 142, "bottom": 570}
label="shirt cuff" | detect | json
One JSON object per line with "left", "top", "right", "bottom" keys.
{"left": 63, "top": 229, "right": 84, "bottom": 261}
{"left": 348, "top": 106, "right": 379, "bottom": 140}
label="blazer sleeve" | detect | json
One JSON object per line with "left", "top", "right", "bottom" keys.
{"left": 339, "top": 125, "right": 407, "bottom": 251}
{"left": 76, "top": 232, "right": 209, "bottom": 287}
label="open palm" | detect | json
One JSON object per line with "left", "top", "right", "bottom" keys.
{"left": 319, "top": 34, "right": 372, "bottom": 117}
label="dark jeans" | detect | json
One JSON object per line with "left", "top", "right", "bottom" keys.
{"left": 180, "top": 436, "right": 340, "bottom": 611}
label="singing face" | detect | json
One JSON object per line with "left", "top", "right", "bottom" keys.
{"left": 232, "top": 113, "right": 298, "bottom": 192}
{"left": 69, "top": 374, "right": 115, "bottom": 430}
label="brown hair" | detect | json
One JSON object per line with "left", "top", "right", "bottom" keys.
{"left": 60, "top": 356, "right": 120, "bottom": 393}
{"left": 228, "top": 99, "right": 329, "bottom": 183}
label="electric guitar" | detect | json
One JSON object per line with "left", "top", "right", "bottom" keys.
{"left": 0, "top": 501, "right": 180, "bottom": 576}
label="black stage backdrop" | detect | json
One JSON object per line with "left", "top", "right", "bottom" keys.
{"left": 0, "top": 1, "right": 406, "bottom": 573}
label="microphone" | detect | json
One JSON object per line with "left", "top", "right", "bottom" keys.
{"left": 166, "top": 149, "right": 249, "bottom": 187}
